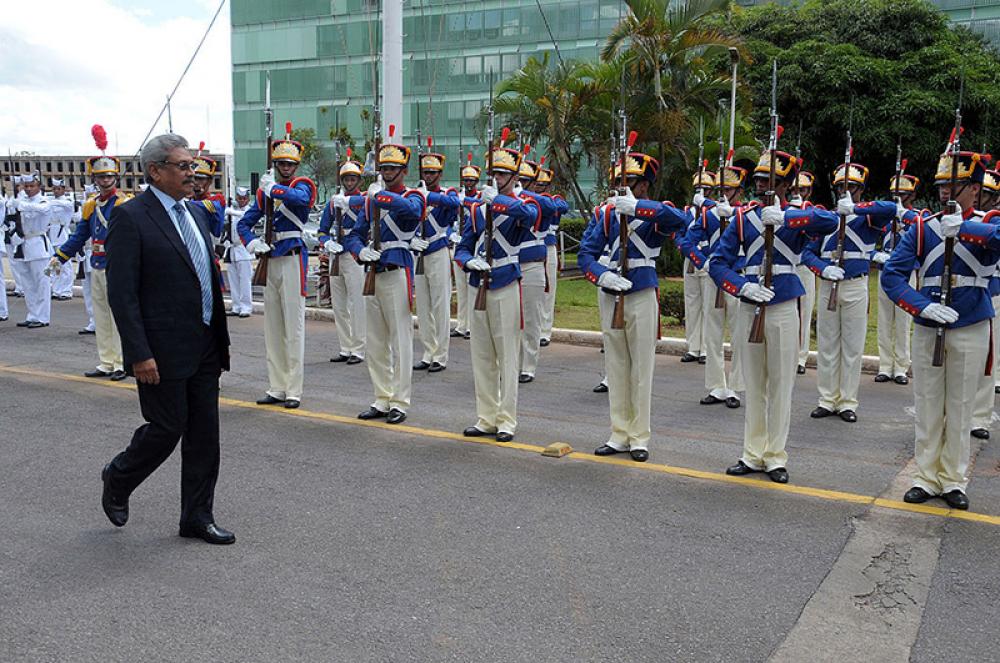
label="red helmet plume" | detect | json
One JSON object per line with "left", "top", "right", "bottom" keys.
{"left": 91, "top": 124, "right": 108, "bottom": 153}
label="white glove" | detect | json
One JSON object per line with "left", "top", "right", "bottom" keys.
{"left": 920, "top": 302, "right": 959, "bottom": 325}
{"left": 761, "top": 205, "right": 784, "bottom": 227}
{"left": 323, "top": 240, "right": 343, "bottom": 255}
{"left": 822, "top": 265, "right": 846, "bottom": 281}
{"left": 788, "top": 194, "right": 804, "bottom": 207}
{"left": 358, "top": 246, "right": 382, "bottom": 263}
{"left": 597, "top": 271, "right": 633, "bottom": 292}
{"left": 513, "top": 181, "right": 524, "bottom": 196}
{"left": 940, "top": 210, "right": 963, "bottom": 238}
{"left": 692, "top": 191, "right": 706, "bottom": 208}
{"left": 895, "top": 202, "right": 908, "bottom": 222}
{"left": 464, "top": 257, "right": 490, "bottom": 272}
{"left": 449, "top": 231, "right": 462, "bottom": 245}
{"left": 836, "top": 194, "right": 855, "bottom": 217}
{"left": 613, "top": 187, "right": 638, "bottom": 217}
{"left": 416, "top": 180, "right": 429, "bottom": 198}
{"left": 410, "top": 237, "right": 430, "bottom": 252}
{"left": 223, "top": 240, "right": 233, "bottom": 249}
{"left": 597, "top": 254, "right": 612, "bottom": 267}
{"left": 716, "top": 199, "right": 734, "bottom": 218}
{"left": 739, "top": 282, "right": 775, "bottom": 303}
{"left": 367, "top": 176, "right": 383, "bottom": 198}
{"left": 45, "top": 257, "right": 61, "bottom": 276}
{"left": 259, "top": 170, "right": 276, "bottom": 197}
{"left": 247, "top": 238, "right": 271, "bottom": 255}
{"left": 457, "top": 191, "right": 466, "bottom": 204}
{"left": 480, "top": 185, "right": 498, "bottom": 205}
{"left": 330, "top": 193, "right": 350, "bottom": 211}
{"left": 871, "top": 251, "right": 890, "bottom": 265}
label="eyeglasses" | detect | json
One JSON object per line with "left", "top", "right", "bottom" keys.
{"left": 159, "top": 160, "right": 196, "bottom": 171}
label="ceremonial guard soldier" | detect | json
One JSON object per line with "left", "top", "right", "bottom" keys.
{"left": 11, "top": 173, "right": 51, "bottom": 328}
{"left": 789, "top": 170, "right": 818, "bottom": 374}
{"left": 51, "top": 133, "right": 130, "bottom": 376}
{"left": 343, "top": 128, "right": 426, "bottom": 425}
{"left": 580, "top": 150, "right": 689, "bottom": 462}
{"left": 869, "top": 172, "right": 924, "bottom": 384}
{"left": 532, "top": 161, "right": 568, "bottom": 347}
{"left": 411, "top": 141, "right": 460, "bottom": 373}
{"left": 679, "top": 191, "right": 706, "bottom": 364}
{"left": 47, "top": 179, "right": 75, "bottom": 300}
{"left": 802, "top": 162, "right": 891, "bottom": 423}
{"left": 321, "top": 157, "right": 366, "bottom": 364}
{"left": 190, "top": 149, "right": 226, "bottom": 239}
{"left": 710, "top": 150, "right": 838, "bottom": 482}
{"left": 451, "top": 155, "right": 480, "bottom": 340}
{"left": 882, "top": 148, "right": 1000, "bottom": 510}
{"left": 239, "top": 130, "right": 317, "bottom": 409}
{"left": 454, "top": 136, "right": 540, "bottom": 441}
{"left": 971, "top": 167, "right": 1000, "bottom": 438}
{"left": 223, "top": 186, "right": 254, "bottom": 317}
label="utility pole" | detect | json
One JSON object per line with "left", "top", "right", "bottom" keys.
{"left": 382, "top": 0, "right": 403, "bottom": 138}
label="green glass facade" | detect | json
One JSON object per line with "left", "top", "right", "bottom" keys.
{"left": 230, "top": 0, "right": 622, "bottom": 186}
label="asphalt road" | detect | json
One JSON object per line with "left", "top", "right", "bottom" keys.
{"left": 1, "top": 294, "right": 999, "bottom": 663}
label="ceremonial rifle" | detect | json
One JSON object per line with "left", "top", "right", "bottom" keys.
{"left": 686, "top": 117, "right": 706, "bottom": 275}
{"left": 362, "top": 72, "right": 383, "bottom": 297}
{"left": 933, "top": 75, "right": 965, "bottom": 367}
{"left": 610, "top": 118, "right": 639, "bottom": 330}
{"left": 414, "top": 102, "right": 426, "bottom": 276}
{"left": 715, "top": 48, "right": 740, "bottom": 309}
{"left": 714, "top": 100, "right": 728, "bottom": 309}
{"left": 890, "top": 142, "right": 906, "bottom": 254}
{"left": 251, "top": 72, "right": 274, "bottom": 287}
{"left": 748, "top": 60, "right": 781, "bottom": 344}
{"left": 330, "top": 110, "right": 344, "bottom": 277}
{"left": 827, "top": 97, "right": 855, "bottom": 311}
{"left": 474, "top": 72, "right": 498, "bottom": 312}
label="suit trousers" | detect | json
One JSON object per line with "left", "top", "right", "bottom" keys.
{"left": 451, "top": 248, "right": 469, "bottom": 334}
{"left": 9, "top": 255, "right": 25, "bottom": 294}
{"left": 912, "top": 320, "right": 989, "bottom": 494}
{"left": 470, "top": 280, "right": 522, "bottom": 434}
{"left": 264, "top": 254, "right": 306, "bottom": 401}
{"left": 700, "top": 273, "right": 744, "bottom": 398}
{"left": 330, "top": 254, "right": 366, "bottom": 358}
{"left": 601, "top": 288, "right": 658, "bottom": 451}
{"left": 91, "top": 268, "right": 124, "bottom": 372}
{"left": 816, "top": 277, "right": 868, "bottom": 413}
{"left": 51, "top": 259, "right": 74, "bottom": 297}
{"left": 971, "top": 304, "right": 997, "bottom": 430}
{"left": 519, "top": 261, "right": 546, "bottom": 377}
{"left": 0, "top": 261, "right": 6, "bottom": 318}
{"left": 82, "top": 267, "right": 95, "bottom": 331}
{"left": 366, "top": 267, "right": 413, "bottom": 412}
{"left": 20, "top": 258, "right": 51, "bottom": 324}
{"left": 414, "top": 249, "right": 451, "bottom": 365}
{"left": 108, "top": 328, "right": 222, "bottom": 526}
{"left": 228, "top": 260, "right": 254, "bottom": 316}
{"left": 796, "top": 265, "right": 816, "bottom": 368}
{"left": 738, "top": 299, "right": 799, "bottom": 471}
{"left": 682, "top": 259, "right": 704, "bottom": 355}
{"left": 876, "top": 273, "right": 913, "bottom": 378}
{"left": 541, "top": 244, "right": 558, "bottom": 340}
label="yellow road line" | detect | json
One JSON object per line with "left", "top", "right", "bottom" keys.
{"left": 3, "top": 363, "right": 999, "bottom": 527}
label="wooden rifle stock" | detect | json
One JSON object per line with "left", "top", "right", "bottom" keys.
{"left": 714, "top": 217, "right": 729, "bottom": 308}
{"left": 611, "top": 129, "right": 637, "bottom": 330}
{"left": 362, "top": 115, "right": 384, "bottom": 298}
{"left": 826, "top": 216, "right": 846, "bottom": 311}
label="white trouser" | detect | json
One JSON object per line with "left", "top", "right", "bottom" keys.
{"left": 738, "top": 299, "right": 799, "bottom": 471}
{"left": 414, "top": 248, "right": 451, "bottom": 365}
{"left": 471, "top": 280, "right": 522, "bottom": 434}
{"left": 700, "top": 274, "right": 744, "bottom": 398}
{"left": 600, "top": 288, "right": 658, "bottom": 451}
{"left": 90, "top": 268, "right": 123, "bottom": 371}
{"left": 330, "top": 253, "right": 366, "bottom": 358}
{"left": 682, "top": 259, "right": 704, "bottom": 355}
{"left": 971, "top": 308, "right": 997, "bottom": 430}
{"left": 876, "top": 272, "right": 913, "bottom": 377}
{"left": 51, "top": 259, "right": 74, "bottom": 297}
{"left": 264, "top": 255, "right": 306, "bottom": 401}
{"left": 0, "top": 258, "right": 6, "bottom": 317}
{"left": 519, "top": 260, "right": 546, "bottom": 377}
{"left": 797, "top": 265, "right": 816, "bottom": 367}
{"left": 82, "top": 268, "right": 95, "bottom": 330}
{"left": 365, "top": 267, "right": 413, "bottom": 412}
{"left": 10, "top": 255, "right": 25, "bottom": 294}
{"left": 815, "top": 277, "right": 868, "bottom": 413}
{"left": 20, "top": 258, "right": 52, "bottom": 324}
{"left": 229, "top": 260, "right": 254, "bottom": 315}
{"left": 451, "top": 248, "right": 469, "bottom": 334}
{"left": 995, "top": 295, "right": 1000, "bottom": 390}
{"left": 912, "top": 320, "right": 989, "bottom": 494}
{"left": 541, "top": 244, "right": 558, "bottom": 340}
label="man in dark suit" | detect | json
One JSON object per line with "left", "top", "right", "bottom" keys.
{"left": 103, "top": 133, "right": 234, "bottom": 545}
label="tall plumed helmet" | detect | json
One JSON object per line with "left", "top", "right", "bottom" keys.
{"left": 377, "top": 123, "right": 411, "bottom": 167}
{"left": 87, "top": 123, "right": 120, "bottom": 175}
{"left": 271, "top": 121, "right": 304, "bottom": 163}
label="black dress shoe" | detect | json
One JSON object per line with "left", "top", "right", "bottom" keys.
{"left": 347, "top": 355, "right": 364, "bottom": 365}
{"left": 680, "top": 352, "right": 699, "bottom": 363}
{"left": 428, "top": 362, "right": 446, "bottom": 373}
{"left": 839, "top": 410, "right": 857, "bottom": 423}
{"left": 101, "top": 464, "right": 128, "bottom": 527}
{"left": 810, "top": 406, "right": 836, "bottom": 419}
{"left": 463, "top": 331, "right": 470, "bottom": 340}
{"left": 0, "top": 316, "right": 7, "bottom": 322}
{"left": 284, "top": 399, "right": 300, "bottom": 409}
{"left": 256, "top": 394, "right": 285, "bottom": 405}
{"left": 698, "top": 355, "right": 707, "bottom": 365}
{"left": 84, "top": 368, "right": 112, "bottom": 378}
{"left": 942, "top": 490, "right": 969, "bottom": 510}
{"left": 995, "top": 385, "right": 1000, "bottom": 395}
{"left": 797, "top": 365, "right": 806, "bottom": 375}
{"left": 894, "top": 375, "right": 909, "bottom": 385}
{"left": 971, "top": 428, "right": 990, "bottom": 440}
{"left": 330, "top": 354, "right": 350, "bottom": 363}
{"left": 725, "top": 397, "right": 741, "bottom": 409}
{"left": 238, "top": 313, "right": 251, "bottom": 318}
{"left": 463, "top": 426, "right": 492, "bottom": 437}
{"left": 79, "top": 328, "right": 96, "bottom": 335}
{"left": 414, "top": 360, "right": 431, "bottom": 370}
{"left": 593, "top": 381, "right": 608, "bottom": 393}
{"left": 874, "top": 373, "right": 891, "bottom": 383}
{"left": 358, "top": 406, "right": 388, "bottom": 420}
{"left": 179, "top": 522, "right": 236, "bottom": 545}
{"left": 725, "top": 460, "right": 758, "bottom": 476}
{"left": 109, "top": 370, "right": 128, "bottom": 382}
{"left": 767, "top": 467, "right": 789, "bottom": 483}
{"left": 903, "top": 486, "right": 932, "bottom": 503}
{"left": 450, "top": 329, "right": 464, "bottom": 338}
{"left": 518, "top": 373, "right": 534, "bottom": 384}
{"left": 496, "top": 431, "right": 514, "bottom": 442}
{"left": 539, "top": 338, "right": 550, "bottom": 347}
{"left": 16, "top": 320, "right": 31, "bottom": 327}
{"left": 630, "top": 449, "right": 649, "bottom": 462}
{"left": 226, "top": 310, "right": 239, "bottom": 317}
{"left": 700, "top": 394, "right": 724, "bottom": 405}
{"left": 26, "top": 321, "right": 46, "bottom": 328}
{"left": 594, "top": 444, "right": 625, "bottom": 456}
{"left": 386, "top": 408, "right": 407, "bottom": 424}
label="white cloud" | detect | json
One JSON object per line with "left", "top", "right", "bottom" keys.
{"left": 0, "top": 0, "right": 232, "bottom": 157}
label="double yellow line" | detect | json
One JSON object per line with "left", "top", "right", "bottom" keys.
{"left": 3, "top": 363, "right": 998, "bottom": 528}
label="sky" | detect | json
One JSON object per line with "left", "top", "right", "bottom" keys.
{"left": 0, "top": 0, "right": 232, "bottom": 157}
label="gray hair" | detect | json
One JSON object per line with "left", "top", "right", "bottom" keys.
{"left": 140, "top": 134, "right": 190, "bottom": 178}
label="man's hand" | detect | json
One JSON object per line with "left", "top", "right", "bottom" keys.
{"left": 464, "top": 257, "right": 490, "bottom": 272}
{"left": 692, "top": 191, "right": 706, "bottom": 209}
{"left": 133, "top": 358, "right": 160, "bottom": 385}
{"left": 613, "top": 187, "right": 638, "bottom": 218}
{"left": 739, "top": 282, "right": 775, "bottom": 303}
{"left": 323, "top": 240, "right": 343, "bottom": 255}
{"left": 479, "top": 185, "right": 498, "bottom": 205}
{"left": 940, "top": 209, "right": 963, "bottom": 238}
{"left": 716, "top": 199, "right": 734, "bottom": 218}
{"left": 597, "top": 271, "right": 633, "bottom": 292}
{"left": 416, "top": 180, "right": 429, "bottom": 198}
{"left": 259, "top": 170, "right": 276, "bottom": 197}
{"left": 871, "top": 251, "right": 890, "bottom": 265}
{"left": 367, "top": 176, "right": 383, "bottom": 198}
{"left": 330, "top": 193, "right": 350, "bottom": 211}
{"left": 920, "top": 303, "right": 959, "bottom": 325}
{"left": 761, "top": 205, "right": 784, "bottom": 228}
{"left": 788, "top": 194, "right": 804, "bottom": 207}
{"left": 822, "top": 265, "right": 846, "bottom": 281}
{"left": 512, "top": 181, "right": 524, "bottom": 196}
{"left": 45, "top": 257, "right": 61, "bottom": 276}
{"left": 246, "top": 238, "right": 271, "bottom": 255}
{"left": 410, "top": 237, "right": 430, "bottom": 252}
{"left": 448, "top": 231, "right": 461, "bottom": 245}
{"left": 895, "top": 201, "right": 908, "bottom": 222}
{"left": 836, "top": 193, "right": 854, "bottom": 217}
{"left": 358, "top": 246, "right": 382, "bottom": 263}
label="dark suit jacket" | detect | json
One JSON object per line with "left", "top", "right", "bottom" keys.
{"left": 106, "top": 188, "right": 231, "bottom": 380}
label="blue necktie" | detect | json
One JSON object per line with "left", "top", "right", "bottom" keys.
{"left": 172, "top": 202, "right": 214, "bottom": 325}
